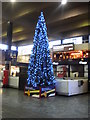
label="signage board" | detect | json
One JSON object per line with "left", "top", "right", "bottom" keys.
{"left": 53, "top": 44, "right": 74, "bottom": 52}
{"left": 63, "top": 37, "right": 82, "bottom": 44}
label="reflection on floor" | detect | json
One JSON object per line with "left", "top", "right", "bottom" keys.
{"left": 89, "top": 94, "right": 90, "bottom": 118}
{"left": 2, "top": 88, "right": 88, "bottom": 118}
{"left": 0, "top": 81, "right": 2, "bottom": 88}
{"left": 0, "top": 82, "right": 2, "bottom": 119}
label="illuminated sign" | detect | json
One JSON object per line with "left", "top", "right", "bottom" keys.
{"left": 53, "top": 62, "right": 59, "bottom": 65}
{"left": 17, "top": 55, "right": 30, "bottom": 63}
{"left": 49, "top": 40, "right": 61, "bottom": 49}
{"left": 18, "top": 40, "right": 61, "bottom": 56}
{"left": 63, "top": 37, "right": 82, "bottom": 44}
{"left": 0, "top": 44, "right": 17, "bottom": 51}
{"left": 79, "top": 61, "right": 87, "bottom": 65}
{"left": 18, "top": 45, "right": 33, "bottom": 56}
{"left": 70, "top": 51, "right": 83, "bottom": 59}
{"left": 53, "top": 44, "right": 74, "bottom": 52}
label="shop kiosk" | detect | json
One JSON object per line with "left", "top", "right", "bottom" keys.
{"left": 52, "top": 43, "right": 89, "bottom": 95}
{"left": 56, "top": 78, "right": 88, "bottom": 96}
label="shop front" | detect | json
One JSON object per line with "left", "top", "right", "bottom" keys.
{"left": 52, "top": 43, "right": 90, "bottom": 95}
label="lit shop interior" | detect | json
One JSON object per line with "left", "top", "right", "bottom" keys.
{"left": 0, "top": 1, "right": 90, "bottom": 118}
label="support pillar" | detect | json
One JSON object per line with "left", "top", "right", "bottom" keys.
{"left": 4, "top": 21, "right": 13, "bottom": 87}
{"left": 5, "top": 21, "right": 13, "bottom": 71}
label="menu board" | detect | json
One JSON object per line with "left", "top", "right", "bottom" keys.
{"left": 17, "top": 55, "right": 30, "bottom": 63}
{"left": 63, "top": 37, "right": 82, "bottom": 44}
{"left": 18, "top": 45, "right": 33, "bottom": 56}
{"left": 53, "top": 44, "right": 74, "bottom": 52}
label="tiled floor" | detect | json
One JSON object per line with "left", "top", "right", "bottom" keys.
{"left": 88, "top": 92, "right": 90, "bottom": 119}
{"left": 1, "top": 88, "right": 89, "bottom": 118}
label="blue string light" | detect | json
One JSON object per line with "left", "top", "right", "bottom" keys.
{"left": 27, "top": 12, "right": 56, "bottom": 87}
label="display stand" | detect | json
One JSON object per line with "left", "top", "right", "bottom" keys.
{"left": 24, "top": 86, "right": 56, "bottom": 98}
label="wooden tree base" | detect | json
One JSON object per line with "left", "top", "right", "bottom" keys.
{"left": 24, "top": 86, "right": 56, "bottom": 98}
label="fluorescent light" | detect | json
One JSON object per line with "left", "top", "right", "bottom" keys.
{"left": 0, "top": 44, "right": 17, "bottom": 51}
{"left": 49, "top": 40, "right": 61, "bottom": 49}
{"left": 0, "top": 44, "right": 8, "bottom": 50}
{"left": 61, "top": 0, "right": 67, "bottom": 5}
{"left": 8, "top": 21, "right": 10, "bottom": 24}
{"left": 10, "top": 0, "right": 16, "bottom": 2}
{"left": 69, "top": 48, "right": 73, "bottom": 50}
{"left": 53, "top": 62, "right": 59, "bottom": 65}
{"left": 18, "top": 45, "right": 33, "bottom": 56}
{"left": 11, "top": 46, "right": 17, "bottom": 51}
{"left": 79, "top": 61, "right": 87, "bottom": 65}
{"left": 63, "top": 37, "right": 82, "bottom": 44}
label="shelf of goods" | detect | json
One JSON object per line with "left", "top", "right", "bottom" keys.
{"left": 53, "top": 50, "right": 90, "bottom": 62}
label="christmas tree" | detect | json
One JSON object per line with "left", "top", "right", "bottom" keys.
{"left": 27, "top": 12, "right": 56, "bottom": 88}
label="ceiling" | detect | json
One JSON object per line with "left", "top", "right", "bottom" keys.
{"left": 2, "top": 2, "right": 89, "bottom": 46}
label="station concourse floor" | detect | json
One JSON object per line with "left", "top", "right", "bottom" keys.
{"left": 0, "top": 81, "right": 89, "bottom": 119}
